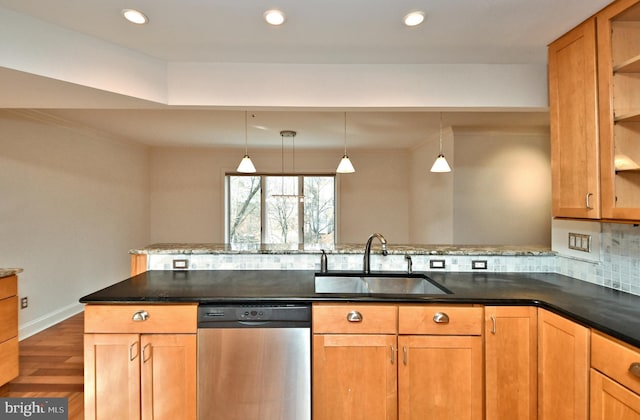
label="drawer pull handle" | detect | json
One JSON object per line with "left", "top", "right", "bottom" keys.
{"left": 347, "top": 311, "right": 363, "bottom": 322}
{"left": 629, "top": 362, "right": 640, "bottom": 378}
{"left": 433, "top": 312, "right": 450, "bottom": 324}
{"left": 132, "top": 310, "right": 149, "bottom": 322}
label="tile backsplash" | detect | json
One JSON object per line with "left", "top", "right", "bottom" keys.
{"left": 147, "top": 222, "right": 640, "bottom": 297}
{"left": 556, "top": 222, "right": 640, "bottom": 296}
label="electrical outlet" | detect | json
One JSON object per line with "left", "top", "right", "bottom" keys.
{"left": 472, "top": 260, "right": 488, "bottom": 270}
{"left": 430, "top": 259, "right": 446, "bottom": 269}
{"left": 20, "top": 296, "right": 28, "bottom": 309}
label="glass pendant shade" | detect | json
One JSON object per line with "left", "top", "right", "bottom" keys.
{"left": 430, "top": 112, "right": 452, "bottom": 173}
{"left": 336, "top": 154, "right": 356, "bottom": 173}
{"left": 337, "top": 113, "right": 356, "bottom": 173}
{"left": 237, "top": 111, "right": 256, "bottom": 173}
{"left": 430, "top": 154, "right": 451, "bottom": 172}
{"left": 237, "top": 154, "right": 256, "bottom": 173}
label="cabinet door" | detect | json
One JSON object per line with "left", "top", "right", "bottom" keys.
{"left": 141, "top": 334, "right": 196, "bottom": 420}
{"left": 538, "top": 309, "right": 589, "bottom": 420}
{"left": 485, "top": 306, "right": 537, "bottom": 420}
{"left": 398, "top": 335, "right": 483, "bottom": 420}
{"left": 591, "top": 369, "right": 640, "bottom": 420}
{"left": 313, "top": 334, "right": 397, "bottom": 420}
{"left": 84, "top": 333, "right": 141, "bottom": 420}
{"left": 549, "top": 17, "right": 600, "bottom": 219}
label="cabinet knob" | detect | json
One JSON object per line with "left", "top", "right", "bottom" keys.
{"left": 347, "top": 310, "right": 363, "bottom": 322}
{"left": 433, "top": 312, "right": 450, "bottom": 324}
{"left": 132, "top": 310, "right": 149, "bottom": 322}
{"left": 629, "top": 362, "right": 640, "bottom": 378}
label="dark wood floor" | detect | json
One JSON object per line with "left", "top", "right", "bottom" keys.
{"left": 2, "top": 312, "right": 84, "bottom": 420}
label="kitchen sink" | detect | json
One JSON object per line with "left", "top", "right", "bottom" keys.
{"left": 314, "top": 272, "right": 452, "bottom": 295}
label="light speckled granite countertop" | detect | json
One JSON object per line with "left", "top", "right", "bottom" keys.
{"left": 0, "top": 268, "right": 23, "bottom": 278}
{"left": 130, "top": 243, "right": 553, "bottom": 256}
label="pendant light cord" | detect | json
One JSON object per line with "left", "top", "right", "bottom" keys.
{"left": 344, "top": 112, "right": 348, "bottom": 155}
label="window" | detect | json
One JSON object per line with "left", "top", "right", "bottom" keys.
{"left": 227, "top": 174, "right": 335, "bottom": 246}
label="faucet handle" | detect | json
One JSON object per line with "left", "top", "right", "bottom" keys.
{"left": 405, "top": 255, "right": 413, "bottom": 274}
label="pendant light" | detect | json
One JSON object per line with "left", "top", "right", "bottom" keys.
{"left": 271, "top": 130, "right": 304, "bottom": 201}
{"left": 236, "top": 111, "right": 256, "bottom": 173}
{"left": 430, "top": 113, "right": 452, "bottom": 173}
{"left": 336, "top": 112, "right": 356, "bottom": 173}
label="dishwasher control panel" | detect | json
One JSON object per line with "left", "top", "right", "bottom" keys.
{"left": 198, "top": 304, "right": 311, "bottom": 328}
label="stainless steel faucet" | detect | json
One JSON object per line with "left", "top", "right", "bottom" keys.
{"left": 363, "top": 233, "right": 388, "bottom": 273}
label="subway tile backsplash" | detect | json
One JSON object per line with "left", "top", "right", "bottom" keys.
{"left": 146, "top": 223, "right": 640, "bottom": 297}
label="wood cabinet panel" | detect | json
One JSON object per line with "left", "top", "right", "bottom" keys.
{"left": 0, "top": 337, "right": 19, "bottom": 386}
{"left": 0, "top": 296, "right": 18, "bottom": 343}
{"left": 313, "top": 334, "right": 397, "bottom": 420}
{"left": 84, "top": 304, "right": 197, "bottom": 334}
{"left": 84, "top": 333, "right": 141, "bottom": 420}
{"left": 485, "top": 306, "right": 537, "bottom": 420}
{"left": 398, "top": 335, "right": 483, "bottom": 420}
{"left": 398, "top": 305, "right": 483, "bottom": 335}
{"left": 592, "top": 331, "right": 640, "bottom": 396}
{"left": 312, "top": 303, "right": 397, "bottom": 334}
{"left": 591, "top": 369, "right": 640, "bottom": 420}
{"left": 0, "top": 275, "right": 17, "bottom": 300}
{"left": 549, "top": 17, "right": 600, "bottom": 219}
{"left": 538, "top": 309, "right": 589, "bottom": 420}
{"left": 141, "top": 334, "right": 197, "bottom": 420}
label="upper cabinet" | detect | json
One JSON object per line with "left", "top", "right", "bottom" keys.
{"left": 549, "top": 17, "right": 600, "bottom": 219}
{"left": 550, "top": 0, "right": 640, "bottom": 222}
{"left": 598, "top": 0, "right": 640, "bottom": 220}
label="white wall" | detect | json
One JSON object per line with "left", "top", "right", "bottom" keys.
{"left": 0, "top": 110, "right": 149, "bottom": 337}
{"left": 409, "top": 128, "right": 454, "bottom": 243}
{"left": 149, "top": 147, "right": 411, "bottom": 244}
{"left": 452, "top": 128, "right": 551, "bottom": 245}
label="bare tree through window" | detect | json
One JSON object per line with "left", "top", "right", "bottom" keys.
{"left": 227, "top": 174, "right": 335, "bottom": 246}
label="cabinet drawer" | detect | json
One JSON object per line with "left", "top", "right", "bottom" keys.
{"left": 84, "top": 304, "right": 197, "bottom": 334}
{"left": 399, "top": 305, "right": 483, "bottom": 335}
{"left": 0, "top": 296, "right": 18, "bottom": 343}
{"left": 0, "top": 275, "right": 17, "bottom": 300}
{"left": 592, "top": 331, "right": 640, "bottom": 395}
{"left": 312, "top": 303, "right": 397, "bottom": 334}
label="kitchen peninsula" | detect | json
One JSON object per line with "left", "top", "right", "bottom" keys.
{"left": 81, "top": 258, "right": 640, "bottom": 419}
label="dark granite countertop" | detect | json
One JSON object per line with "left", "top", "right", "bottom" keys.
{"left": 80, "top": 270, "right": 640, "bottom": 349}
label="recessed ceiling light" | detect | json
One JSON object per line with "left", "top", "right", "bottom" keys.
{"left": 122, "top": 8, "right": 148, "bottom": 25}
{"left": 403, "top": 11, "right": 425, "bottom": 27}
{"left": 264, "top": 9, "right": 286, "bottom": 26}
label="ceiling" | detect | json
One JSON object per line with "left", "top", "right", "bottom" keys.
{"left": 0, "top": 0, "right": 610, "bottom": 149}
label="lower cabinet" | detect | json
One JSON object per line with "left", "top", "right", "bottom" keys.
{"left": 0, "top": 274, "right": 18, "bottom": 388}
{"left": 84, "top": 304, "right": 197, "bottom": 420}
{"left": 538, "top": 308, "right": 589, "bottom": 420}
{"left": 398, "top": 335, "right": 483, "bottom": 420}
{"left": 313, "top": 333, "right": 398, "bottom": 420}
{"left": 484, "top": 306, "right": 537, "bottom": 420}
{"left": 591, "top": 331, "right": 640, "bottom": 420}
{"left": 312, "top": 303, "right": 484, "bottom": 420}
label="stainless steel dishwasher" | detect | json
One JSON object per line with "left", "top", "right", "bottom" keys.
{"left": 197, "top": 303, "right": 311, "bottom": 420}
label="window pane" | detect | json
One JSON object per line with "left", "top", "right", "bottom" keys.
{"left": 265, "top": 176, "right": 299, "bottom": 244}
{"left": 228, "top": 176, "right": 261, "bottom": 243}
{"left": 304, "top": 176, "right": 335, "bottom": 245}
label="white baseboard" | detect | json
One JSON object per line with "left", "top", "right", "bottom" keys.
{"left": 19, "top": 302, "right": 84, "bottom": 340}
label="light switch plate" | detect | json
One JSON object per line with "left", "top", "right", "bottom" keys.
{"left": 568, "top": 232, "right": 591, "bottom": 252}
